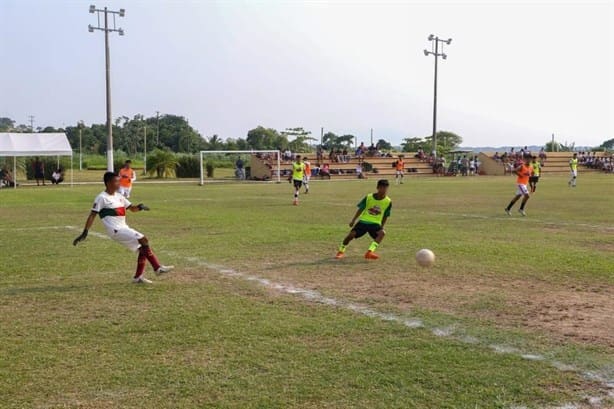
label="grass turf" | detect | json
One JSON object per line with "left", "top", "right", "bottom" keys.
{"left": 0, "top": 174, "right": 612, "bottom": 408}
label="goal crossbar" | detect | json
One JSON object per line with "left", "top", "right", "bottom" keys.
{"left": 199, "top": 150, "right": 281, "bottom": 185}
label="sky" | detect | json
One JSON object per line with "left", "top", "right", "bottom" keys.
{"left": 0, "top": 0, "right": 612, "bottom": 148}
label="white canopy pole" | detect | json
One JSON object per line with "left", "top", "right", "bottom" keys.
{"left": 13, "top": 156, "right": 16, "bottom": 190}
{"left": 71, "top": 152, "right": 73, "bottom": 187}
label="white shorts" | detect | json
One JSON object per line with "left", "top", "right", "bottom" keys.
{"left": 303, "top": 175, "right": 310, "bottom": 183}
{"left": 118, "top": 186, "right": 132, "bottom": 198}
{"left": 516, "top": 184, "right": 529, "bottom": 195}
{"left": 570, "top": 170, "right": 577, "bottom": 177}
{"left": 109, "top": 227, "right": 144, "bottom": 252}
{"left": 396, "top": 170, "right": 404, "bottom": 176}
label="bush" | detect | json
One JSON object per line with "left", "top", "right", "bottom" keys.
{"left": 176, "top": 155, "right": 200, "bottom": 178}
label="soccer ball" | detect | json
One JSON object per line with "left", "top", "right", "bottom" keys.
{"left": 416, "top": 249, "right": 435, "bottom": 267}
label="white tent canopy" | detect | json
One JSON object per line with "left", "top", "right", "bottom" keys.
{"left": 0, "top": 133, "right": 73, "bottom": 188}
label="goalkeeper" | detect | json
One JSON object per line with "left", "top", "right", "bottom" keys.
{"left": 73, "top": 171, "right": 173, "bottom": 284}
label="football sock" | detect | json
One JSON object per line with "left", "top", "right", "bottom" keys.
{"left": 368, "top": 241, "right": 379, "bottom": 252}
{"left": 135, "top": 251, "right": 147, "bottom": 278}
{"left": 140, "top": 245, "right": 161, "bottom": 271}
{"left": 338, "top": 244, "right": 347, "bottom": 253}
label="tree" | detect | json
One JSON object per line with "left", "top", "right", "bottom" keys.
{"left": 147, "top": 149, "right": 178, "bottom": 178}
{"left": 0, "top": 117, "right": 15, "bottom": 131}
{"left": 246, "top": 126, "right": 287, "bottom": 150}
{"left": 376, "top": 138, "right": 392, "bottom": 150}
{"left": 402, "top": 137, "right": 425, "bottom": 152}
{"left": 282, "top": 127, "right": 315, "bottom": 152}
{"left": 600, "top": 138, "right": 614, "bottom": 150}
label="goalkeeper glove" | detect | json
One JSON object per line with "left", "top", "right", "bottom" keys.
{"left": 73, "top": 229, "right": 88, "bottom": 246}
{"left": 137, "top": 203, "right": 150, "bottom": 211}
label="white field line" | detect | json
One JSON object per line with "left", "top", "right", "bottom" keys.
{"left": 6, "top": 225, "right": 612, "bottom": 407}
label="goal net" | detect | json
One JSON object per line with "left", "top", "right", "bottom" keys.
{"left": 199, "top": 150, "right": 281, "bottom": 185}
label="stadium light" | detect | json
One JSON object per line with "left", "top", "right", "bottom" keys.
{"left": 87, "top": 4, "right": 126, "bottom": 172}
{"left": 424, "top": 34, "right": 453, "bottom": 160}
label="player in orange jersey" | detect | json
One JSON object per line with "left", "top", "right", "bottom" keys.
{"left": 505, "top": 155, "right": 532, "bottom": 217}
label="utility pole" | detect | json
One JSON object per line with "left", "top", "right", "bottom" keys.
{"left": 370, "top": 128, "right": 373, "bottom": 145}
{"left": 424, "top": 34, "right": 452, "bottom": 160}
{"left": 28, "top": 115, "right": 35, "bottom": 132}
{"left": 320, "top": 127, "right": 323, "bottom": 147}
{"left": 88, "top": 5, "right": 125, "bottom": 171}
{"left": 156, "top": 111, "right": 160, "bottom": 145}
{"left": 78, "top": 121, "right": 84, "bottom": 171}
{"left": 143, "top": 124, "right": 147, "bottom": 173}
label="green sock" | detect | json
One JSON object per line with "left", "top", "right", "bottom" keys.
{"left": 338, "top": 244, "right": 347, "bottom": 253}
{"left": 368, "top": 241, "right": 379, "bottom": 252}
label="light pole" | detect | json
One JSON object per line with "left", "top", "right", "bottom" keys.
{"left": 143, "top": 124, "right": 147, "bottom": 174}
{"left": 156, "top": 111, "right": 160, "bottom": 146}
{"left": 424, "top": 34, "right": 452, "bottom": 160}
{"left": 78, "top": 121, "right": 84, "bottom": 171}
{"left": 88, "top": 4, "right": 125, "bottom": 172}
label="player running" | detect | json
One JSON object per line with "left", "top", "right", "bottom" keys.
{"left": 529, "top": 156, "right": 541, "bottom": 193}
{"left": 505, "top": 155, "right": 532, "bottom": 217}
{"left": 118, "top": 160, "right": 136, "bottom": 198}
{"left": 73, "top": 171, "right": 174, "bottom": 284}
{"left": 289, "top": 154, "right": 305, "bottom": 205}
{"left": 395, "top": 155, "right": 405, "bottom": 184}
{"left": 302, "top": 157, "right": 311, "bottom": 194}
{"left": 568, "top": 153, "right": 578, "bottom": 187}
{"left": 335, "top": 179, "right": 392, "bottom": 260}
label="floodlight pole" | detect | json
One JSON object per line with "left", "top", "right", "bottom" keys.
{"left": 88, "top": 5, "right": 125, "bottom": 172}
{"left": 424, "top": 35, "right": 452, "bottom": 160}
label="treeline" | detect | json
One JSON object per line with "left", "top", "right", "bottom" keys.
{"left": 0, "top": 116, "right": 398, "bottom": 155}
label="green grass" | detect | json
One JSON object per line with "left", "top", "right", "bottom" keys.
{"left": 0, "top": 175, "right": 612, "bottom": 408}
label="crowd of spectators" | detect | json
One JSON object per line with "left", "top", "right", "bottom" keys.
{"left": 579, "top": 152, "right": 614, "bottom": 173}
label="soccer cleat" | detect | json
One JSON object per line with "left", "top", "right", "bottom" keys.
{"left": 155, "top": 265, "right": 174, "bottom": 275}
{"left": 133, "top": 276, "right": 153, "bottom": 284}
{"left": 518, "top": 209, "right": 526, "bottom": 217}
{"left": 293, "top": 199, "right": 299, "bottom": 206}
{"left": 335, "top": 251, "right": 345, "bottom": 259}
{"left": 364, "top": 250, "right": 379, "bottom": 260}
{"left": 504, "top": 208, "right": 511, "bottom": 216}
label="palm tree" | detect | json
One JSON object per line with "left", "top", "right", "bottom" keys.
{"left": 147, "top": 149, "right": 178, "bottom": 178}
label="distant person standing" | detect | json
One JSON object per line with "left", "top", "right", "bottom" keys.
{"left": 568, "top": 153, "right": 578, "bottom": 188}
{"left": 529, "top": 156, "right": 541, "bottom": 193}
{"left": 118, "top": 160, "right": 136, "bottom": 198}
{"left": 33, "top": 157, "right": 45, "bottom": 186}
{"left": 302, "top": 157, "right": 311, "bottom": 194}
{"left": 235, "top": 157, "right": 245, "bottom": 180}
{"left": 394, "top": 155, "right": 405, "bottom": 184}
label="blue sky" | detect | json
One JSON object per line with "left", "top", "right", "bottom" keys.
{"left": 0, "top": 0, "right": 611, "bottom": 147}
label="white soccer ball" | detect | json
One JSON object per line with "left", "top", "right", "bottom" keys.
{"left": 416, "top": 249, "right": 435, "bottom": 267}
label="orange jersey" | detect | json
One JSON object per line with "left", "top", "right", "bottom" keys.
{"left": 304, "top": 162, "right": 311, "bottom": 175}
{"left": 396, "top": 160, "right": 405, "bottom": 171}
{"left": 516, "top": 164, "right": 532, "bottom": 185}
{"left": 119, "top": 168, "right": 135, "bottom": 187}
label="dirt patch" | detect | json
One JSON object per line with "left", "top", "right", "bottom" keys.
{"left": 243, "top": 265, "right": 614, "bottom": 349}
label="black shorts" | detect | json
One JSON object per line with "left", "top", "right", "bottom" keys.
{"left": 529, "top": 176, "right": 539, "bottom": 183}
{"left": 293, "top": 179, "right": 303, "bottom": 189}
{"left": 352, "top": 222, "right": 382, "bottom": 239}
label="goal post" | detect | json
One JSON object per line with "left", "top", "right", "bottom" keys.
{"left": 199, "top": 150, "right": 281, "bottom": 185}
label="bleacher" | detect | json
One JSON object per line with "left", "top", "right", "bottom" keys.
{"left": 479, "top": 152, "right": 609, "bottom": 176}
{"left": 251, "top": 153, "right": 434, "bottom": 181}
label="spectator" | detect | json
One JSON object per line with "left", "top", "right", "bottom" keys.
{"left": 316, "top": 146, "right": 324, "bottom": 163}
{"left": 355, "top": 164, "right": 365, "bottom": 179}
{"left": 320, "top": 163, "right": 331, "bottom": 179}
{"left": 51, "top": 168, "right": 64, "bottom": 185}
{"left": 33, "top": 157, "right": 45, "bottom": 186}
{"left": 283, "top": 149, "right": 293, "bottom": 162}
{"left": 493, "top": 152, "right": 501, "bottom": 162}
{"left": 0, "top": 165, "right": 16, "bottom": 188}
{"left": 235, "top": 157, "right": 245, "bottom": 180}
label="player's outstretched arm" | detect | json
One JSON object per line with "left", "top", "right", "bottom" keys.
{"left": 73, "top": 211, "right": 96, "bottom": 246}
{"left": 129, "top": 203, "right": 150, "bottom": 212}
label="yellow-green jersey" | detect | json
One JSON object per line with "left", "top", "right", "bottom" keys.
{"left": 357, "top": 193, "right": 392, "bottom": 226}
{"left": 569, "top": 158, "right": 578, "bottom": 171}
{"left": 531, "top": 161, "right": 541, "bottom": 177}
{"left": 292, "top": 162, "right": 305, "bottom": 181}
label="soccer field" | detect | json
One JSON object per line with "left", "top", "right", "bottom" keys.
{"left": 1, "top": 175, "right": 612, "bottom": 408}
